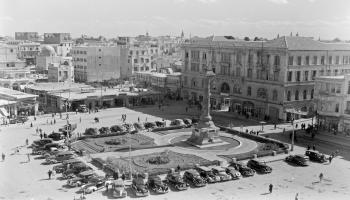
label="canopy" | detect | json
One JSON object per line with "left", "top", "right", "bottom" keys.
{"left": 0, "top": 107, "right": 9, "bottom": 117}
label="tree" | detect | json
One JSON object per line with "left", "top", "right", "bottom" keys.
{"left": 84, "top": 128, "right": 98, "bottom": 136}
{"left": 244, "top": 37, "right": 250, "bottom": 41}
{"left": 254, "top": 37, "right": 260, "bottom": 41}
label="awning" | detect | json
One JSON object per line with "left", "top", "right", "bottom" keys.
{"left": 285, "top": 108, "right": 308, "bottom": 116}
{"left": 0, "top": 107, "right": 9, "bottom": 117}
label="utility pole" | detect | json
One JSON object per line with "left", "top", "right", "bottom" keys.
{"left": 291, "top": 115, "right": 295, "bottom": 151}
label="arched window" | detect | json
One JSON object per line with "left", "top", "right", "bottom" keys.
{"left": 303, "top": 90, "right": 307, "bottom": 99}
{"left": 272, "top": 90, "right": 278, "bottom": 101}
{"left": 287, "top": 91, "right": 291, "bottom": 101}
{"left": 311, "top": 89, "right": 314, "bottom": 99}
{"left": 221, "top": 82, "right": 230, "bottom": 93}
{"left": 247, "top": 86, "right": 252, "bottom": 96}
{"left": 295, "top": 90, "right": 299, "bottom": 100}
{"left": 257, "top": 88, "right": 267, "bottom": 99}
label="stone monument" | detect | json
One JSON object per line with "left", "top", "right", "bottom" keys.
{"left": 187, "top": 68, "right": 225, "bottom": 147}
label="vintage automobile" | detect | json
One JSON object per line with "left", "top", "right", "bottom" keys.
{"left": 131, "top": 174, "right": 149, "bottom": 197}
{"left": 183, "top": 169, "right": 206, "bottom": 187}
{"left": 191, "top": 118, "right": 199, "bottom": 125}
{"left": 247, "top": 159, "right": 272, "bottom": 174}
{"left": 42, "top": 143, "right": 63, "bottom": 151}
{"left": 170, "top": 119, "right": 186, "bottom": 127}
{"left": 133, "top": 123, "right": 145, "bottom": 131}
{"left": 144, "top": 122, "right": 157, "bottom": 129}
{"left": 55, "top": 151, "right": 75, "bottom": 162}
{"left": 78, "top": 104, "right": 88, "bottom": 113}
{"left": 224, "top": 167, "right": 242, "bottom": 180}
{"left": 32, "top": 138, "right": 53, "bottom": 148}
{"left": 195, "top": 165, "right": 220, "bottom": 183}
{"left": 42, "top": 158, "right": 59, "bottom": 165}
{"left": 211, "top": 166, "right": 232, "bottom": 182}
{"left": 48, "top": 132, "right": 64, "bottom": 141}
{"left": 285, "top": 154, "right": 309, "bottom": 166}
{"left": 62, "top": 164, "right": 92, "bottom": 178}
{"left": 122, "top": 123, "right": 135, "bottom": 132}
{"left": 165, "top": 169, "right": 189, "bottom": 191}
{"left": 148, "top": 176, "right": 169, "bottom": 194}
{"left": 182, "top": 118, "right": 192, "bottom": 127}
{"left": 110, "top": 125, "right": 127, "bottom": 133}
{"left": 67, "top": 177, "right": 88, "bottom": 187}
{"left": 80, "top": 177, "right": 106, "bottom": 194}
{"left": 305, "top": 150, "right": 328, "bottom": 163}
{"left": 155, "top": 121, "right": 166, "bottom": 127}
{"left": 111, "top": 179, "right": 127, "bottom": 198}
{"left": 230, "top": 161, "right": 255, "bottom": 177}
{"left": 53, "top": 159, "right": 83, "bottom": 173}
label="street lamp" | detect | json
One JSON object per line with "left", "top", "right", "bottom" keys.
{"left": 291, "top": 116, "right": 295, "bottom": 152}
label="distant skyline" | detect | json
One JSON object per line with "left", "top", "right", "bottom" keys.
{"left": 1, "top": 0, "right": 350, "bottom": 40}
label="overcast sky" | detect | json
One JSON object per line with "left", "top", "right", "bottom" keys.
{"left": 1, "top": 0, "right": 350, "bottom": 39}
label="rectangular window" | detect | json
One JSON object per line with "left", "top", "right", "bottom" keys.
{"left": 334, "top": 69, "right": 338, "bottom": 75}
{"left": 191, "top": 51, "right": 200, "bottom": 61}
{"left": 335, "top": 104, "right": 339, "bottom": 113}
{"left": 202, "top": 52, "right": 207, "bottom": 60}
{"left": 248, "top": 54, "right": 253, "bottom": 66}
{"left": 236, "top": 53, "right": 242, "bottom": 65}
{"left": 287, "top": 71, "right": 292, "bottom": 82}
{"left": 336, "top": 56, "right": 340, "bottom": 64}
{"left": 321, "top": 56, "right": 325, "bottom": 65}
{"left": 221, "top": 52, "right": 230, "bottom": 63}
{"left": 247, "top": 68, "right": 253, "bottom": 78}
{"left": 304, "top": 71, "right": 309, "bottom": 81}
{"left": 296, "top": 71, "right": 301, "bottom": 82}
{"left": 288, "top": 56, "right": 293, "bottom": 65}
{"left": 297, "top": 56, "right": 302, "bottom": 65}
{"left": 273, "top": 71, "right": 279, "bottom": 81}
{"left": 305, "top": 56, "right": 310, "bottom": 65}
{"left": 274, "top": 55, "right": 280, "bottom": 66}
{"left": 320, "top": 70, "right": 324, "bottom": 76}
{"left": 236, "top": 67, "right": 241, "bottom": 77}
{"left": 312, "top": 70, "right": 317, "bottom": 80}
{"left": 329, "top": 56, "right": 333, "bottom": 65}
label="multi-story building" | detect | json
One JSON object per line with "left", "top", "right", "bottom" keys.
{"left": 71, "top": 45, "right": 130, "bottom": 82}
{"left": 15, "top": 32, "right": 39, "bottom": 42}
{"left": 44, "top": 33, "right": 73, "bottom": 57}
{"left": 0, "top": 43, "right": 34, "bottom": 90}
{"left": 181, "top": 36, "right": 350, "bottom": 121}
{"left": 129, "top": 43, "right": 160, "bottom": 73}
{"left": 7, "top": 40, "right": 41, "bottom": 65}
{"left": 36, "top": 45, "right": 66, "bottom": 73}
{"left": 314, "top": 74, "right": 350, "bottom": 134}
{"left": 48, "top": 57, "right": 74, "bottom": 83}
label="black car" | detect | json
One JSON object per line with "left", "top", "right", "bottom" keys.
{"left": 155, "top": 121, "right": 166, "bottom": 127}
{"left": 42, "top": 143, "right": 63, "bottom": 151}
{"left": 144, "top": 122, "right": 157, "bottom": 129}
{"left": 247, "top": 159, "right": 272, "bottom": 174}
{"left": 148, "top": 176, "right": 169, "bottom": 194}
{"left": 165, "top": 171, "right": 189, "bottom": 191}
{"left": 230, "top": 161, "right": 255, "bottom": 177}
{"left": 48, "top": 132, "right": 63, "bottom": 141}
{"left": 305, "top": 150, "right": 327, "bottom": 163}
{"left": 285, "top": 154, "right": 309, "bottom": 166}
{"left": 191, "top": 118, "right": 199, "bottom": 125}
{"left": 183, "top": 169, "right": 206, "bottom": 187}
{"left": 32, "top": 138, "right": 53, "bottom": 148}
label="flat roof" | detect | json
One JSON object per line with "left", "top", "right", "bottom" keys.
{"left": 0, "top": 87, "right": 37, "bottom": 99}
{"left": 26, "top": 82, "right": 94, "bottom": 92}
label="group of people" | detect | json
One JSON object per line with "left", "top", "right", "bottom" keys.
{"left": 245, "top": 129, "right": 261, "bottom": 136}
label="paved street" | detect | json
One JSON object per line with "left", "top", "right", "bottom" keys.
{"left": 1, "top": 106, "right": 350, "bottom": 200}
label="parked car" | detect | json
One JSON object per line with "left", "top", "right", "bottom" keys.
{"left": 183, "top": 169, "right": 206, "bottom": 187}
{"left": 111, "top": 179, "right": 127, "bottom": 198}
{"left": 144, "top": 122, "right": 157, "bottom": 129}
{"left": 81, "top": 177, "right": 106, "bottom": 194}
{"left": 122, "top": 123, "right": 135, "bottom": 132}
{"left": 55, "top": 151, "right": 75, "bottom": 162}
{"left": 43, "top": 143, "right": 63, "bottom": 151}
{"left": 211, "top": 166, "right": 232, "bottom": 181}
{"left": 17, "top": 115, "right": 28, "bottom": 123}
{"left": 230, "top": 161, "right": 255, "bottom": 177}
{"left": 62, "top": 164, "right": 92, "bottom": 178}
{"left": 247, "top": 159, "right": 272, "bottom": 174}
{"left": 191, "top": 118, "right": 199, "bottom": 125}
{"left": 224, "top": 167, "right": 242, "bottom": 180}
{"left": 195, "top": 165, "right": 220, "bottom": 183}
{"left": 148, "top": 176, "right": 169, "bottom": 194}
{"left": 155, "top": 121, "right": 166, "bottom": 127}
{"left": 48, "top": 132, "right": 64, "bottom": 141}
{"left": 131, "top": 175, "right": 149, "bottom": 197}
{"left": 285, "top": 154, "right": 309, "bottom": 166}
{"left": 42, "top": 158, "right": 59, "bottom": 165}
{"left": 32, "top": 138, "right": 53, "bottom": 148}
{"left": 53, "top": 159, "right": 83, "bottom": 173}
{"left": 110, "top": 125, "right": 127, "bottom": 133}
{"left": 182, "top": 118, "right": 192, "bottom": 127}
{"left": 67, "top": 177, "right": 88, "bottom": 187}
{"left": 165, "top": 169, "right": 189, "bottom": 191}
{"left": 170, "top": 119, "right": 185, "bottom": 127}
{"left": 133, "top": 123, "right": 145, "bottom": 131}
{"left": 305, "top": 150, "right": 327, "bottom": 163}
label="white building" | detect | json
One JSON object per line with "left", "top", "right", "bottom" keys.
{"left": 314, "top": 74, "right": 350, "bottom": 134}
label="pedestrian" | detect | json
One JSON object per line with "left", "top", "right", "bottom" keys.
{"left": 246, "top": 129, "right": 249, "bottom": 134}
{"left": 40, "top": 133, "right": 43, "bottom": 139}
{"left": 36, "top": 127, "right": 38, "bottom": 134}
{"left": 283, "top": 128, "right": 285, "bottom": 134}
{"left": 274, "top": 123, "right": 277, "bottom": 129}
{"left": 307, "top": 145, "right": 310, "bottom": 150}
{"left": 43, "top": 133, "right": 47, "bottom": 138}
{"left": 295, "top": 193, "right": 299, "bottom": 200}
{"left": 30, "top": 122, "right": 33, "bottom": 128}
{"left": 269, "top": 183, "right": 273, "bottom": 193}
{"left": 46, "top": 119, "right": 48, "bottom": 124}
{"left": 328, "top": 156, "right": 333, "bottom": 163}
{"left": 177, "top": 165, "right": 181, "bottom": 172}
{"left": 54, "top": 119, "right": 56, "bottom": 124}
{"left": 295, "top": 124, "right": 298, "bottom": 129}
{"left": 34, "top": 116, "right": 36, "bottom": 121}
{"left": 27, "top": 153, "right": 30, "bottom": 162}
{"left": 48, "top": 170, "right": 52, "bottom": 179}
{"left": 121, "top": 173, "right": 126, "bottom": 181}
{"left": 146, "top": 117, "right": 148, "bottom": 122}
{"left": 2, "top": 153, "right": 5, "bottom": 161}
{"left": 312, "top": 145, "right": 316, "bottom": 151}
{"left": 26, "top": 138, "right": 29, "bottom": 146}
{"left": 138, "top": 117, "right": 140, "bottom": 123}
{"left": 319, "top": 173, "right": 323, "bottom": 182}
{"left": 50, "top": 120, "right": 52, "bottom": 125}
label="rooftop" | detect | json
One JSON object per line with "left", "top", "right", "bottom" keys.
{"left": 25, "top": 82, "right": 94, "bottom": 92}
{"left": 0, "top": 87, "right": 37, "bottom": 99}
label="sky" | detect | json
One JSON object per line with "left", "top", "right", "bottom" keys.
{"left": 1, "top": 0, "right": 350, "bottom": 40}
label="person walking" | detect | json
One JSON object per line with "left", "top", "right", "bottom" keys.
{"left": 54, "top": 119, "right": 56, "bottom": 124}
{"left": 269, "top": 184, "right": 273, "bottom": 193}
{"left": 26, "top": 138, "right": 29, "bottom": 146}
{"left": 48, "top": 170, "right": 52, "bottom": 179}
{"left": 30, "top": 122, "right": 33, "bottom": 128}
{"left": 319, "top": 173, "right": 323, "bottom": 182}
{"left": 328, "top": 156, "right": 333, "bottom": 163}
{"left": 40, "top": 133, "right": 43, "bottom": 139}
{"left": 312, "top": 145, "right": 316, "bottom": 151}
{"left": 27, "top": 153, "right": 30, "bottom": 162}
{"left": 2, "top": 153, "right": 5, "bottom": 161}
{"left": 307, "top": 145, "right": 310, "bottom": 150}
{"left": 295, "top": 193, "right": 299, "bottom": 200}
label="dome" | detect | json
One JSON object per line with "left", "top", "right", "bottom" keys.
{"left": 40, "top": 45, "right": 56, "bottom": 56}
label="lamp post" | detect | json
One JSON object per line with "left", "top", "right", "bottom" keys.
{"left": 291, "top": 115, "right": 295, "bottom": 152}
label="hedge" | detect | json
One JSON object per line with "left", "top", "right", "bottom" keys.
{"left": 152, "top": 125, "right": 185, "bottom": 132}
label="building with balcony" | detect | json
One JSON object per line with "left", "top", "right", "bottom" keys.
{"left": 71, "top": 45, "right": 130, "bottom": 83}
{"left": 48, "top": 57, "right": 74, "bottom": 83}
{"left": 314, "top": 74, "right": 350, "bottom": 134}
{"left": 15, "top": 32, "right": 39, "bottom": 42}
{"left": 129, "top": 43, "right": 160, "bottom": 73}
{"left": 181, "top": 36, "right": 350, "bottom": 121}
